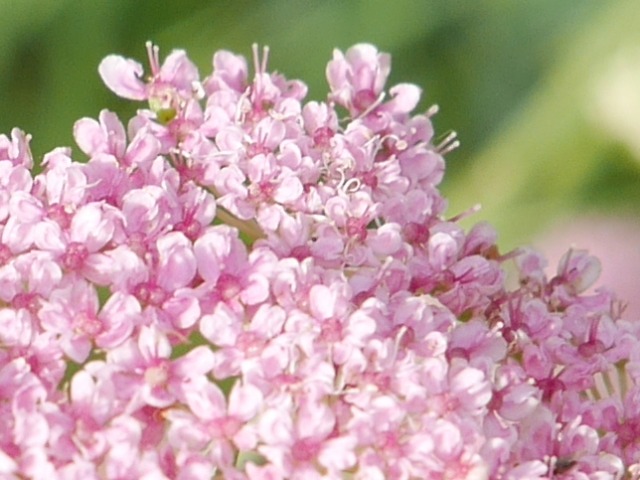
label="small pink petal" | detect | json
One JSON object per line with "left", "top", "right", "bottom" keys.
{"left": 387, "top": 83, "right": 421, "bottom": 113}
{"left": 73, "top": 117, "right": 106, "bottom": 156}
{"left": 164, "top": 294, "right": 201, "bottom": 329}
{"left": 309, "top": 284, "right": 335, "bottom": 320}
{"left": 173, "top": 345, "right": 215, "bottom": 377}
{"left": 98, "top": 55, "right": 147, "bottom": 100}
{"left": 157, "top": 232, "right": 197, "bottom": 291}
{"left": 228, "top": 384, "right": 263, "bottom": 420}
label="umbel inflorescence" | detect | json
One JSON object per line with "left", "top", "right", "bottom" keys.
{"left": 1, "top": 42, "right": 639, "bottom": 479}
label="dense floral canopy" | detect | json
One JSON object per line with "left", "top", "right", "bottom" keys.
{"left": 0, "top": 42, "right": 638, "bottom": 479}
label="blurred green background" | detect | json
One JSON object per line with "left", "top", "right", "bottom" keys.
{"left": 2, "top": 0, "right": 640, "bottom": 257}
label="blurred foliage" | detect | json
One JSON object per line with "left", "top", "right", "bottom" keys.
{"left": 1, "top": 0, "right": 639, "bottom": 250}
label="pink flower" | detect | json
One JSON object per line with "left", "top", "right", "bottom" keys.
{"left": 107, "top": 325, "right": 214, "bottom": 410}
{"left": 258, "top": 393, "right": 356, "bottom": 477}
{"left": 0, "top": 40, "right": 637, "bottom": 479}
{"left": 99, "top": 43, "right": 200, "bottom": 105}
{"left": 0, "top": 128, "right": 33, "bottom": 168}
{"left": 74, "top": 109, "right": 161, "bottom": 169}
{"left": 38, "top": 280, "right": 140, "bottom": 362}
{"left": 204, "top": 49, "right": 248, "bottom": 94}
{"left": 327, "top": 44, "right": 390, "bottom": 115}
{"left": 167, "top": 379, "right": 263, "bottom": 472}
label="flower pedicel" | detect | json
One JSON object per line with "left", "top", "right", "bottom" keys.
{"left": 0, "top": 42, "right": 638, "bottom": 479}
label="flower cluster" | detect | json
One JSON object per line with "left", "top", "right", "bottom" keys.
{"left": 1, "top": 42, "right": 639, "bottom": 479}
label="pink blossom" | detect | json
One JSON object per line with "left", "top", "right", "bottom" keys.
{"left": 205, "top": 49, "right": 248, "bottom": 94}
{"left": 326, "top": 43, "right": 390, "bottom": 115}
{"left": 258, "top": 393, "right": 356, "bottom": 477}
{"left": 0, "top": 40, "right": 637, "bottom": 479}
{"left": 107, "top": 325, "right": 214, "bottom": 410}
{"left": 99, "top": 44, "right": 200, "bottom": 105}
{"left": 0, "top": 127, "right": 34, "bottom": 168}
{"left": 166, "top": 379, "right": 263, "bottom": 474}
{"left": 74, "top": 109, "right": 161, "bottom": 169}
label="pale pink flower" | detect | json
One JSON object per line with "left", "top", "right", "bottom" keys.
{"left": 166, "top": 379, "right": 263, "bottom": 474}
{"left": 107, "top": 325, "right": 214, "bottom": 410}
{"left": 0, "top": 128, "right": 33, "bottom": 168}
{"left": 258, "top": 393, "right": 356, "bottom": 478}
{"left": 35, "top": 147, "right": 88, "bottom": 209}
{"left": 204, "top": 49, "right": 248, "bottom": 94}
{"left": 326, "top": 43, "right": 390, "bottom": 115}
{"left": 0, "top": 40, "right": 637, "bottom": 479}
{"left": 99, "top": 44, "right": 200, "bottom": 104}
{"left": 38, "top": 279, "right": 140, "bottom": 362}
{"left": 74, "top": 109, "right": 161, "bottom": 169}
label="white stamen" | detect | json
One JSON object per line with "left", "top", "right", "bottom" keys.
{"left": 448, "top": 203, "right": 481, "bottom": 223}
{"left": 334, "top": 167, "right": 347, "bottom": 190}
{"left": 251, "top": 44, "right": 260, "bottom": 76}
{"left": 436, "top": 131, "right": 459, "bottom": 155}
{"left": 342, "top": 177, "right": 361, "bottom": 194}
{"left": 261, "top": 46, "right": 269, "bottom": 74}
{"left": 235, "top": 87, "right": 252, "bottom": 123}
{"left": 145, "top": 41, "right": 161, "bottom": 76}
{"left": 354, "top": 92, "right": 386, "bottom": 120}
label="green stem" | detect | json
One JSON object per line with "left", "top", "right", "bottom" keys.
{"left": 215, "top": 206, "right": 265, "bottom": 244}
